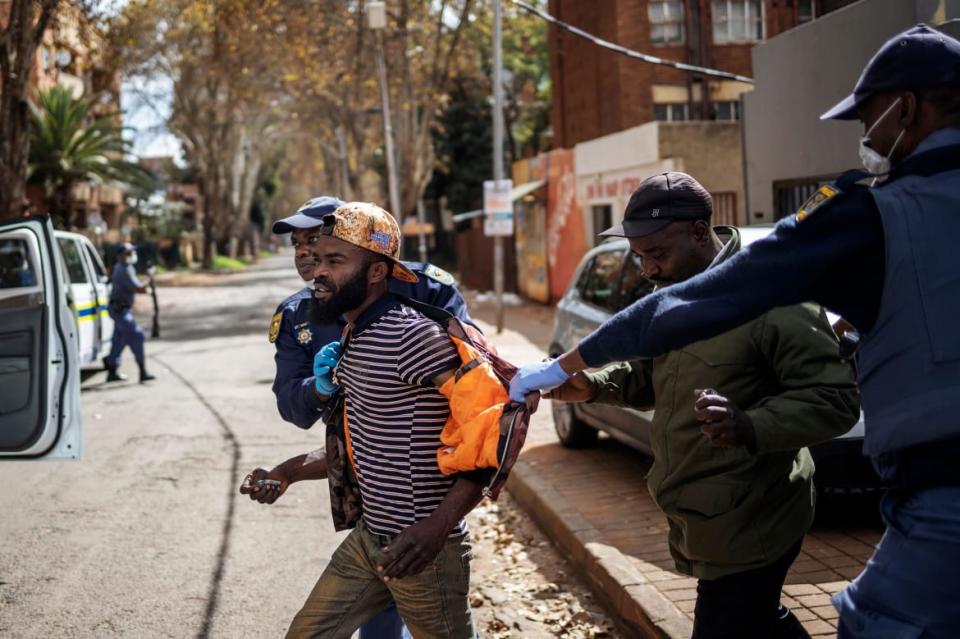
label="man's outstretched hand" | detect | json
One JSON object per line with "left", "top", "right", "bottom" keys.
{"left": 239, "top": 466, "right": 291, "bottom": 504}
{"left": 508, "top": 359, "right": 570, "bottom": 403}
{"left": 543, "top": 372, "right": 597, "bottom": 403}
{"left": 377, "top": 516, "right": 449, "bottom": 581}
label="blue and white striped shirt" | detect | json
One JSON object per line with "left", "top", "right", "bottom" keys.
{"left": 337, "top": 299, "right": 463, "bottom": 537}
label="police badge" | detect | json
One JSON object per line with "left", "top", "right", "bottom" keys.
{"left": 297, "top": 327, "right": 313, "bottom": 345}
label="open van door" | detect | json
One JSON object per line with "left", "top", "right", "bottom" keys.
{"left": 0, "top": 216, "right": 82, "bottom": 460}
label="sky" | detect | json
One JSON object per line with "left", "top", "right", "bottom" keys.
{"left": 122, "top": 74, "right": 183, "bottom": 162}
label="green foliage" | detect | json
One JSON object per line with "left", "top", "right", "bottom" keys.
{"left": 212, "top": 254, "right": 251, "bottom": 271}
{"left": 28, "top": 86, "right": 156, "bottom": 226}
{"left": 428, "top": 78, "right": 492, "bottom": 214}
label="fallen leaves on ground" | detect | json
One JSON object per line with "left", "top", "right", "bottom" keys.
{"left": 467, "top": 496, "right": 620, "bottom": 638}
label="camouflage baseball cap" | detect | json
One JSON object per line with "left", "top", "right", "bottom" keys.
{"left": 319, "top": 202, "right": 418, "bottom": 283}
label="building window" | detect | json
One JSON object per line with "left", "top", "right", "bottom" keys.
{"left": 649, "top": 1, "right": 685, "bottom": 45}
{"left": 654, "top": 103, "right": 689, "bottom": 122}
{"left": 712, "top": 0, "right": 764, "bottom": 43}
{"left": 773, "top": 177, "right": 836, "bottom": 220}
{"left": 591, "top": 204, "right": 613, "bottom": 244}
{"left": 798, "top": 0, "right": 815, "bottom": 23}
{"left": 714, "top": 100, "right": 740, "bottom": 121}
{"left": 711, "top": 191, "right": 739, "bottom": 226}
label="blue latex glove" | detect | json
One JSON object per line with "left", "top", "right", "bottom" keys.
{"left": 508, "top": 359, "right": 570, "bottom": 403}
{"left": 313, "top": 341, "right": 342, "bottom": 396}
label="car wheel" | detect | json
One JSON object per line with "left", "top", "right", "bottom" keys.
{"left": 552, "top": 400, "right": 598, "bottom": 448}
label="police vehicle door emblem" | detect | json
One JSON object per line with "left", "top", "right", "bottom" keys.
{"left": 795, "top": 185, "right": 839, "bottom": 222}
{"left": 297, "top": 327, "right": 313, "bottom": 344}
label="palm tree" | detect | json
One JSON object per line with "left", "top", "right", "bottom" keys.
{"left": 28, "top": 86, "right": 155, "bottom": 227}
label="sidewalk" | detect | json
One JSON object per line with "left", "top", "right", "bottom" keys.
{"left": 476, "top": 301, "right": 883, "bottom": 639}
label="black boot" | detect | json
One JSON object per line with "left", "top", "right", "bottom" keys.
{"left": 103, "top": 358, "right": 127, "bottom": 382}
{"left": 139, "top": 364, "right": 156, "bottom": 383}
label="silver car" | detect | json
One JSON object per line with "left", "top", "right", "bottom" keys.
{"left": 549, "top": 226, "right": 880, "bottom": 492}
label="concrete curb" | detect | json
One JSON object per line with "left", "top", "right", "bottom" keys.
{"left": 507, "top": 457, "right": 692, "bottom": 639}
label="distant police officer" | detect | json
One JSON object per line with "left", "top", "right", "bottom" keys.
{"left": 265, "top": 196, "right": 476, "bottom": 639}
{"left": 104, "top": 243, "right": 155, "bottom": 383}
{"left": 511, "top": 24, "right": 960, "bottom": 638}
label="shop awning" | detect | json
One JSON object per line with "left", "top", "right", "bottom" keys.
{"left": 511, "top": 179, "right": 545, "bottom": 202}
{"left": 450, "top": 180, "right": 546, "bottom": 223}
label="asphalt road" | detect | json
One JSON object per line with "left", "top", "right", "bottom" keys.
{"left": 0, "top": 253, "right": 615, "bottom": 639}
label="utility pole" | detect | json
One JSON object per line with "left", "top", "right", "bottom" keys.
{"left": 368, "top": 2, "right": 402, "bottom": 220}
{"left": 492, "top": 0, "right": 505, "bottom": 333}
{"left": 334, "top": 126, "right": 352, "bottom": 201}
{"left": 416, "top": 198, "right": 428, "bottom": 263}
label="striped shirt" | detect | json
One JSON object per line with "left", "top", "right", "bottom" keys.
{"left": 336, "top": 297, "right": 463, "bottom": 537}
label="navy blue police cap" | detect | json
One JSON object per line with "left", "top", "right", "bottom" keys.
{"left": 272, "top": 196, "right": 346, "bottom": 234}
{"left": 822, "top": 24, "right": 960, "bottom": 120}
{"left": 120, "top": 242, "right": 136, "bottom": 253}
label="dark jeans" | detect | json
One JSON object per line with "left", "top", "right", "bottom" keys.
{"left": 691, "top": 538, "right": 811, "bottom": 639}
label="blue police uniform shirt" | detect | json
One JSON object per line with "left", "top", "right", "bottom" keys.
{"left": 271, "top": 262, "right": 475, "bottom": 429}
{"left": 575, "top": 126, "right": 960, "bottom": 482}
{"left": 578, "top": 125, "right": 960, "bottom": 366}
{"left": 110, "top": 262, "right": 142, "bottom": 307}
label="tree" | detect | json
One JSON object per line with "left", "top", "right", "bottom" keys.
{"left": 0, "top": 0, "right": 61, "bottom": 219}
{"left": 28, "top": 85, "right": 155, "bottom": 227}
{"left": 114, "top": 0, "right": 328, "bottom": 266}
{"left": 427, "top": 76, "right": 492, "bottom": 214}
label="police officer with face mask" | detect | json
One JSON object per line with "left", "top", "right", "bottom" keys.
{"left": 104, "top": 243, "right": 156, "bottom": 383}
{"left": 510, "top": 24, "right": 960, "bottom": 638}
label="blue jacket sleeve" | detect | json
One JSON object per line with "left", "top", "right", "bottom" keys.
{"left": 272, "top": 311, "right": 324, "bottom": 429}
{"left": 578, "top": 187, "right": 885, "bottom": 368}
{"left": 425, "top": 280, "right": 476, "bottom": 327}
{"left": 393, "top": 264, "right": 478, "bottom": 328}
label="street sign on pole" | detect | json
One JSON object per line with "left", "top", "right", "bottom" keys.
{"left": 483, "top": 179, "right": 513, "bottom": 237}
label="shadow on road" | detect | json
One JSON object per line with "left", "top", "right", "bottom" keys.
{"left": 145, "top": 306, "right": 271, "bottom": 343}
{"left": 153, "top": 355, "right": 242, "bottom": 639}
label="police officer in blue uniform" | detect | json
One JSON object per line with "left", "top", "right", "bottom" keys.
{"left": 104, "top": 243, "right": 156, "bottom": 383}
{"left": 510, "top": 24, "right": 960, "bottom": 638}
{"left": 270, "top": 196, "right": 476, "bottom": 430}
{"left": 267, "top": 196, "right": 476, "bottom": 639}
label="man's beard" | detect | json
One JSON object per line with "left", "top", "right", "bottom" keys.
{"left": 309, "top": 265, "right": 370, "bottom": 324}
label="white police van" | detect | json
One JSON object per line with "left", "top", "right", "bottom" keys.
{"left": 0, "top": 216, "right": 85, "bottom": 460}
{"left": 54, "top": 230, "right": 114, "bottom": 370}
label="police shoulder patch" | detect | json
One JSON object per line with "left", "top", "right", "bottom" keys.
{"left": 795, "top": 184, "right": 840, "bottom": 222}
{"left": 268, "top": 312, "right": 283, "bottom": 343}
{"left": 423, "top": 265, "right": 455, "bottom": 286}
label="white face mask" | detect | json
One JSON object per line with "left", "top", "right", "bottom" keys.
{"left": 128, "top": 252, "right": 138, "bottom": 265}
{"left": 858, "top": 97, "right": 906, "bottom": 176}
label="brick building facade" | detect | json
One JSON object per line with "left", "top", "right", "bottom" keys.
{"left": 548, "top": 0, "right": 857, "bottom": 148}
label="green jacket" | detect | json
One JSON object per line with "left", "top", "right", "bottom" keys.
{"left": 588, "top": 227, "right": 859, "bottom": 580}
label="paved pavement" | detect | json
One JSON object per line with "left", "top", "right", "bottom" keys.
{"left": 0, "top": 253, "right": 612, "bottom": 638}
{"left": 0, "top": 252, "right": 885, "bottom": 639}
{"left": 467, "top": 293, "right": 885, "bottom": 639}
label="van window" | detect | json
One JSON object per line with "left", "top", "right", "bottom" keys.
{"left": 58, "top": 238, "right": 89, "bottom": 284}
{"left": 618, "top": 252, "right": 655, "bottom": 309}
{"left": 579, "top": 249, "right": 624, "bottom": 312}
{"left": 0, "top": 238, "right": 37, "bottom": 289}
{"left": 84, "top": 243, "right": 107, "bottom": 280}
